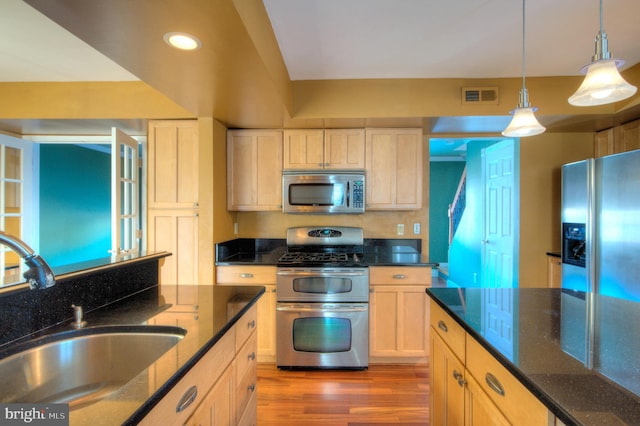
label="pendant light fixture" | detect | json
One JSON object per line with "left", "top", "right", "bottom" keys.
{"left": 502, "top": 0, "right": 545, "bottom": 137}
{"left": 568, "top": 0, "right": 637, "bottom": 106}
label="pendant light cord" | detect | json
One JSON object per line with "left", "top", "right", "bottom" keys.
{"left": 599, "top": 0, "right": 603, "bottom": 33}
{"left": 521, "top": 0, "right": 526, "bottom": 91}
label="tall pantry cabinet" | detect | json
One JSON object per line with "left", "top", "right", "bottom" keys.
{"left": 147, "top": 120, "right": 214, "bottom": 311}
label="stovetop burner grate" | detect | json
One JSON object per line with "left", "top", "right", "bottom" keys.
{"left": 278, "top": 252, "right": 349, "bottom": 264}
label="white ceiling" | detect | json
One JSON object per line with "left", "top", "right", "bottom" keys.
{"left": 262, "top": 0, "right": 640, "bottom": 81}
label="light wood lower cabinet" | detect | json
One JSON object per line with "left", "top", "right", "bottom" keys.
{"left": 216, "top": 266, "right": 277, "bottom": 363}
{"left": 429, "top": 300, "right": 554, "bottom": 425}
{"left": 140, "top": 305, "right": 258, "bottom": 426}
{"left": 369, "top": 266, "right": 431, "bottom": 363}
{"left": 547, "top": 255, "right": 562, "bottom": 288}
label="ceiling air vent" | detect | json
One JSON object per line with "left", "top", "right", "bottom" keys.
{"left": 462, "top": 87, "right": 499, "bottom": 105}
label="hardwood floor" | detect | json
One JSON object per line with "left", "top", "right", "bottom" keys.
{"left": 256, "top": 363, "right": 430, "bottom": 425}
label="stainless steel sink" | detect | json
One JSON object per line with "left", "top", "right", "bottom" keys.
{"left": 0, "top": 325, "right": 186, "bottom": 410}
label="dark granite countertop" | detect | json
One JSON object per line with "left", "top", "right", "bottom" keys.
{"left": 426, "top": 287, "right": 640, "bottom": 426}
{"left": 215, "top": 237, "right": 437, "bottom": 267}
{"left": 0, "top": 283, "right": 264, "bottom": 426}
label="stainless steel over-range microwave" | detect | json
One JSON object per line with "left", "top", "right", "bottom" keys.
{"left": 282, "top": 171, "right": 365, "bottom": 214}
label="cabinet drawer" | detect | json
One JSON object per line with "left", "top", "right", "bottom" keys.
{"left": 217, "top": 266, "right": 277, "bottom": 285}
{"left": 429, "top": 299, "right": 465, "bottom": 361}
{"left": 236, "top": 332, "right": 258, "bottom": 384}
{"left": 139, "top": 329, "right": 236, "bottom": 425}
{"left": 466, "top": 336, "right": 550, "bottom": 425}
{"left": 236, "top": 305, "right": 258, "bottom": 351}
{"left": 369, "top": 266, "right": 431, "bottom": 285}
{"left": 235, "top": 357, "right": 258, "bottom": 421}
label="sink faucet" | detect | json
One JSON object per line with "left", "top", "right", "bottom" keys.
{"left": 0, "top": 231, "right": 55, "bottom": 290}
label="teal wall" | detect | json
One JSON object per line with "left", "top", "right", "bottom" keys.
{"left": 428, "top": 161, "right": 465, "bottom": 263}
{"left": 40, "top": 145, "right": 111, "bottom": 266}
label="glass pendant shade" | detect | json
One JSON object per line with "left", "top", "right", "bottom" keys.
{"left": 568, "top": 59, "right": 637, "bottom": 106}
{"left": 502, "top": 106, "right": 546, "bottom": 137}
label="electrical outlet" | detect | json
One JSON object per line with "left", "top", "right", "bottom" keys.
{"left": 413, "top": 223, "right": 421, "bottom": 234}
{"left": 397, "top": 224, "right": 405, "bottom": 235}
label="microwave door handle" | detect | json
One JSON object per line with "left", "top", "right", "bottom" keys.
{"left": 346, "top": 181, "right": 350, "bottom": 207}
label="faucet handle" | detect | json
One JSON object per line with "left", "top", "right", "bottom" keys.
{"left": 70, "top": 305, "right": 87, "bottom": 329}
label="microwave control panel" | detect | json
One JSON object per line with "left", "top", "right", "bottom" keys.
{"left": 352, "top": 180, "right": 364, "bottom": 208}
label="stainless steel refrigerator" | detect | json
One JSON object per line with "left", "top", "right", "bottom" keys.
{"left": 560, "top": 149, "right": 640, "bottom": 368}
{"left": 561, "top": 149, "right": 640, "bottom": 299}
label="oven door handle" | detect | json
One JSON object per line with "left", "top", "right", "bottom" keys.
{"left": 277, "top": 304, "right": 368, "bottom": 313}
{"left": 276, "top": 270, "right": 367, "bottom": 277}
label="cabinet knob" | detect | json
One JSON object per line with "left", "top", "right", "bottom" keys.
{"left": 485, "top": 372, "right": 505, "bottom": 396}
{"left": 248, "top": 319, "right": 256, "bottom": 329}
{"left": 176, "top": 385, "right": 198, "bottom": 413}
{"left": 248, "top": 383, "right": 256, "bottom": 392}
{"left": 392, "top": 274, "right": 407, "bottom": 279}
{"left": 437, "top": 320, "right": 448, "bottom": 332}
{"left": 240, "top": 273, "right": 254, "bottom": 278}
{"left": 452, "top": 370, "right": 466, "bottom": 387}
{"left": 248, "top": 352, "right": 256, "bottom": 361}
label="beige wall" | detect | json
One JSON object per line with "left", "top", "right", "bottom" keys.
{"left": 519, "top": 132, "right": 594, "bottom": 287}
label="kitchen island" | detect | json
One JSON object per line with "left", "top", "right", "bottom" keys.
{"left": 0, "top": 278, "right": 264, "bottom": 425}
{"left": 426, "top": 287, "right": 640, "bottom": 425}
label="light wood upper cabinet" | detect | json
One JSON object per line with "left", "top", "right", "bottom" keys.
{"left": 148, "top": 120, "right": 199, "bottom": 209}
{"left": 595, "top": 119, "right": 640, "bottom": 158}
{"left": 227, "top": 130, "right": 283, "bottom": 211}
{"left": 365, "top": 128, "right": 423, "bottom": 210}
{"left": 283, "top": 129, "right": 365, "bottom": 170}
{"left": 283, "top": 129, "right": 324, "bottom": 169}
{"left": 324, "top": 129, "right": 366, "bottom": 169}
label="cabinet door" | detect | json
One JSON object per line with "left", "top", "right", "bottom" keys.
{"left": 227, "top": 130, "right": 282, "bottom": 211}
{"left": 283, "top": 129, "right": 324, "bottom": 169}
{"left": 148, "top": 120, "right": 199, "bottom": 209}
{"left": 148, "top": 209, "right": 199, "bottom": 306}
{"left": 324, "top": 129, "right": 365, "bottom": 169}
{"left": 186, "top": 364, "right": 235, "bottom": 426}
{"left": 431, "top": 331, "right": 465, "bottom": 426}
{"left": 547, "top": 255, "right": 562, "bottom": 288}
{"left": 369, "top": 285, "right": 429, "bottom": 361}
{"left": 616, "top": 120, "right": 640, "bottom": 153}
{"left": 465, "top": 374, "right": 510, "bottom": 426}
{"left": 594, "top": 128, "right": 615, "bottom": 158}
{"left": 365, "top": 128, "right": 423, "bottom": 210}
{"left": 256, "top": 285, "right": 276, "bottom": 362}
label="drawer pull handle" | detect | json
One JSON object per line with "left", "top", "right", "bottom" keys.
{"left": 485, "top": 373, "right": 505, "bottom": 396}
{"left": 437, "top": 320, "right": 448, "bottom": 332}
{"left": 392, "top": 274, "right": 407, "bottom": 279}
{"left": 240, "top": 273, "right": 254, "bottom": 278}
{"left": 452, "top": 370, "right": 466, "bottom": 387}
{"left": 176, "top": 385, "right": 198, "bottom": 413}
{"left": 248, "top": 320, "right": 256, "bottom": 329}
{"left": 248, "top": 383, "right": 256, "bottom": 392}
{"left": 248, "top": 352, "right": 256, "bottom": 361}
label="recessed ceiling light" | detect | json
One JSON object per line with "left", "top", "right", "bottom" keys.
{"left": 163, "top": 32, "right": 202, "bottom": 50}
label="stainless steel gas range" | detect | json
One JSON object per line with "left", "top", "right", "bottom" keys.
{"left": 276, "top": 226, "right": 369, "bottom": 369}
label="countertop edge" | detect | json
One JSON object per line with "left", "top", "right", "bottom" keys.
{"left": 425, "top": 288, "right": 578, "bottom": 426}
{"left": 125, "top": 285, "right": 266, "bottom": 425}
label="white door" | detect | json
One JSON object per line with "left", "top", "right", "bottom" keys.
{"left": 111, "top": 128, "right": 140, "bottom": 256}
{"left": 480, "top": 139, "right": 518, "bottom": 360}
{"left": 481, "top": 140, "right": 517, "bottom": 287}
